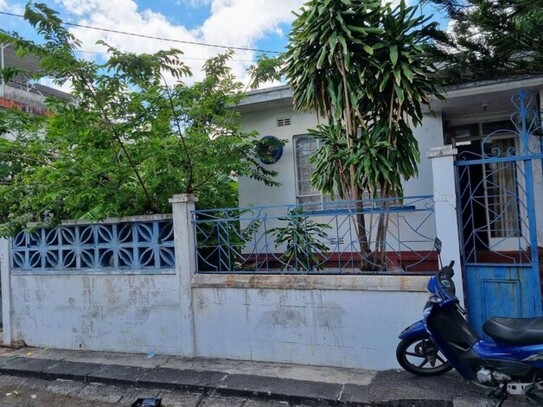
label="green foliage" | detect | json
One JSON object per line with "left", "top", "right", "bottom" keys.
{"left": 196, "top": 209, "right": 262, "bottom": 272}
{"left": 280, "top": 0, "right": 443, "bottom": 268}
{"left": 424, "top": 0, "right": 543, "bottom": 83}
{"left": 268, "top": 206, "right": 331, "bottom": 272}
{"left": 247, "top": 54, "right": 284, "bottom": 90}
{"left": 284, "top": 0, "right": 443, "bottom": 199}
{"left": 0, "top": 2, "right": 279, "bottom": 236}
{"left": 254, "top": 136, "right": 286, "bottom": 164}
{"left": 278, "top": 0, "right": 442, "bottom": 269}
{"left": 307, "top": 124, "right": 350, "bottom": 200}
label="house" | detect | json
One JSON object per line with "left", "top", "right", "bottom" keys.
{"left": 1, "top": 44, "right": 69, "bottom": 120}
{"left": 237, "top": 77, "right": 543, "bottom": 219}
{"left": 236, "top": 76, "right": 543, "bottom": 335}
{"left": 2, "top": 49, "right": 543, "bottom": 370}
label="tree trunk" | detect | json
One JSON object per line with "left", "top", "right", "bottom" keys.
{"left": 355, "top": 196, "right": 375, "bottom": 271}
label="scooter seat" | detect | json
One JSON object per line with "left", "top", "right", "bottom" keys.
{"left": 483, "top": 317, "right": 543, "bottom": 346}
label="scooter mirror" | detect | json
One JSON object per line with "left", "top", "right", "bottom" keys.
{"left": 434, "top": 237, "right": 442, "bottom": 254}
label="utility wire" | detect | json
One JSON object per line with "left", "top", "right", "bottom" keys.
{"left": 0, "top": 10, "right": 282, "bottom": 54}
{"left": 73, "top": 49, "right": 256, "bottom": 62}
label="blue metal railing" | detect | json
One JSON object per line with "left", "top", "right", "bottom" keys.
{"left": 192, "top": 195, "right": 437, "bottom": 274}
{"left": 12, "top": 218, "right": 175, "bottom": 274}
{"left": 454, "top": 90, "right": 543, "bottom": 266}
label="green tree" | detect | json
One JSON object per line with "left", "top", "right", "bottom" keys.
{"left": 424, "top": 0, "right": 543, "bottom": 83}
{"left": 282, "top": 0, "right": 443, "bottom": 269}
{"left": 0, "top": 3, "right": 278, "bottom": 236}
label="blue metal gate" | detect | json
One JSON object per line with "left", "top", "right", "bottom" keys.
{"left": 455, "top": 90, "right": 543, "bottom": 336}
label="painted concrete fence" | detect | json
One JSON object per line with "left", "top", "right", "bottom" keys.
{"left": 0, "top": 147, "right": 462, "bottom": 370}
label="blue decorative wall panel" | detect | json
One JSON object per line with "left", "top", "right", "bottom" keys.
{"left": 12, "top": 220, "right": 175, "bottom": 273}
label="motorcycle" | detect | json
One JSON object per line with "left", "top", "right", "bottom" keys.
{"left": 396, "top": 239, "right": 543, "bottom": 406}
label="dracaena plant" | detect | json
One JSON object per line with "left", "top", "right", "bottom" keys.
{"left": 282, "top": 0, "right": 444, "bottom": 270}
{"left": 268, "top": 206, "right": 331, "bottom": 272}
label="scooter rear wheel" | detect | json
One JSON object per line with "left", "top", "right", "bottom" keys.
{"left": 396, "top": 335, "right": 453, "bottom": 376}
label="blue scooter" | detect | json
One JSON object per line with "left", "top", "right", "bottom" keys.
{"left": 397, "top": 239, "right": 543, "bottom": 406}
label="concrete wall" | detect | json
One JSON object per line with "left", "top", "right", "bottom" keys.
{"left": 191, "top": 274, "right": 427, "bottom": 370}
{"left": 0, "top": 195, "right": 442, "bottom": 371}
{"left": 9, "top": 274, "right": 183, "bottom": 354}
{"left": 4, "top": 270, "right": 427, "bottom": 370}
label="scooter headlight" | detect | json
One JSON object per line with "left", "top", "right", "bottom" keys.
{"left": 429, "top": 295, "right": 441, "bottom": 303}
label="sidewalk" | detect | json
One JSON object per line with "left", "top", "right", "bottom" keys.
{"left": 0, "top": 346, "right": 531, "bottom": 406}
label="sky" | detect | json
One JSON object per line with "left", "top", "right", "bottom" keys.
{"left": 0, "top": 0, "right": 306, "bottom": 87}
{"left": 0, "top": 0, "right": 446, "bottom": 88}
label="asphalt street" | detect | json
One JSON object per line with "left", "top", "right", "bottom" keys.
{"left": 0, "top": 345, "right": 535, "bottom": 407}
{"left": 0, "top": 374, "right": 315, "bottom": 407}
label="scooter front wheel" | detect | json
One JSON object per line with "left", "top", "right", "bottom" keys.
{"left": 396, "top": 335, "right": 453, "bottom": 376}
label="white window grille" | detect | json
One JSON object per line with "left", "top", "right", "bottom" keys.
{"left": 294, "top": 135, "right": 321, "bottom": 205}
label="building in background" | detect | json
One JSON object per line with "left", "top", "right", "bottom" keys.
{"left": 1, "top": 43, "right": 69, "bottom": 120}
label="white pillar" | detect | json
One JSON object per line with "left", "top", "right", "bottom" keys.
{"left": 169, "top": 194, "right": 198, "bottom": 357}
{"left": 0, "top": 238, "right": 12, "bottom": 345}
{"left": 428, "top": 146, "right": 465, "bottom": 307}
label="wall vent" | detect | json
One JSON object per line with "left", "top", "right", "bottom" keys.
{"left": 276, "top": 117, "right": 291, "bottom": 127}
{"left": 329, "top": 237, "right": 344, "bottom": 246}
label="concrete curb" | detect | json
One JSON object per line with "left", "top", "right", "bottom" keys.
{"left": 0, "top": 356, "right": 501, "bottom": 407}
{"left": 0, "top": 356, "right": 381, "bottom": 406}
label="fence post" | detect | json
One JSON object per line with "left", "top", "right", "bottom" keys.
{"left": 428, "top": 145, "right": 465, "bottom": 307}
{"left": 0, "top": 238, "right": 12, "bottom": 345}
{"left": 170, "top": 194, "right": 198, "bottom": 357}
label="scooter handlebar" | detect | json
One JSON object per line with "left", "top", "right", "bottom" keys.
{"left": 440, "top": 261, "right": 455, "bottom": 278}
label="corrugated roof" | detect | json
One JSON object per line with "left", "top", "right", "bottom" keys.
{"left": 2, "top": 44, "right": 42, "bottom": 73}
{"left": 2, "top": 44, "right": 70, "bottom": 100}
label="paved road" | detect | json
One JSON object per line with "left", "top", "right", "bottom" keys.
{"left": 0, "top": 374, "right": 320, "bottom": 407}
{"left": 0, "top": 372, "right": 537, "bottom": 407}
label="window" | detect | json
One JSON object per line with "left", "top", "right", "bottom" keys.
{"left": 294, "top": 135, "right": 377, "bottom": 207}
{"left": 483, "top": 137, "right": 520, "bottom": 239}
{"left": 294, "top": 135, "right": 321, "bottom": 205}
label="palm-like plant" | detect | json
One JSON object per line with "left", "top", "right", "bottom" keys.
{"left": 268, "top": 207, "right": 331, "bottom": 272}
{"left": 283, "top": 0, "right": 443, "bottom": 270}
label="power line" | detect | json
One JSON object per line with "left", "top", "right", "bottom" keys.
{"left": 73, "top": 49, "right": 256, "bottom": 62}
{"left": 0, "top": 10, "right": 282, "bottom": 54}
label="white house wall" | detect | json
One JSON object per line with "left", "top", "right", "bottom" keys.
{"left": 239, "top": 105, "right": 445, "bottom": 208}
{"left": 238, "top": 104, "right": 443, "bottom": 260}
{"left": 240, "top": 106, "right": 320, "bottom": 207}
{"left": 403, "top": 112, "right": 444, "bottom": 197}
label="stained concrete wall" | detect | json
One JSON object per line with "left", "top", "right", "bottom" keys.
{"left": 191, "top": 274, "right": 428, "bottom": 370}
{"left": 9, "top": 274, "right": 183, "bottom": 355}
{"left": 4, "top": 268, "right": 427, "bottom": 370}
{"left": 1, "top": 196, "right": 436, "bottom": 371}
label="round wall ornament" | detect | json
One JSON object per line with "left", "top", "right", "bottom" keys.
{"left": 256, "top": 135, "right": 284, "bottom": 164}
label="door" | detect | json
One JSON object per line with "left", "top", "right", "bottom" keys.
{"left": 454, "top": 91, "right": 543, "bottom": 337}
